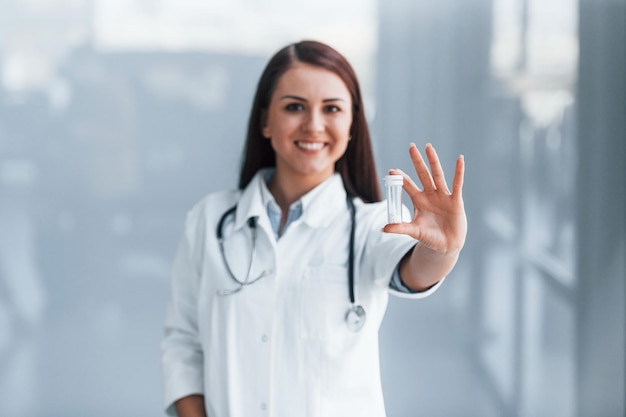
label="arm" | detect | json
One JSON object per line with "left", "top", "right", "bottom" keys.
{"left": 398, "top": 242, "right": 460, "bottom": 291}
{"left": 162, "top": 209, "right": 206, "bottom": 415}
{"left": 175, "top": 395, "right": 207, "bottom": 417}
{"left": 384, "top": 143, "right": 467, "bottom": 291}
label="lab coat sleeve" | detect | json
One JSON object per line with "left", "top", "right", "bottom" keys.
{"left": 362, "top": 202, "right": 445, "bottom": 299}
{"left": 161, "top": 208, "right": 205, "bottom": 416}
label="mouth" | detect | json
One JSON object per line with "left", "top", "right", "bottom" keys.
{"left": 295, "top": 141, "right": 326, "bottom": 151}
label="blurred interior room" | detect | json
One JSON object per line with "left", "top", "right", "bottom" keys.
{"left": 0, "top": 0, "right": 623, "bottom": 416}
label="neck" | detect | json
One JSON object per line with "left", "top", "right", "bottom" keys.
{"left": 268, "top": 170, "right": 332, "bottom": 213}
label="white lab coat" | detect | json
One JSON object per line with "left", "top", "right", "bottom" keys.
{"left": 161, "top": 170, "right": 443, "bottom": 417}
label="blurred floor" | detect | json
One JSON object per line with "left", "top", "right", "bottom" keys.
{"left": 380, "top": 275, "right": 500, "bottom": 417}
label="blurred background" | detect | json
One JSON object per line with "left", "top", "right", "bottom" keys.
{"left": 0, "top": 0, "right": 623, "bottom": 416}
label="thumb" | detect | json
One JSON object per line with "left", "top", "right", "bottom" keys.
{"left": 382, "top": 222, "right": 420, "bottom": 238}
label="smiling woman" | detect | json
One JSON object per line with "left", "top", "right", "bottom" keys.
{"left": 161, "top": 40, "right": 467, "bottom": 417}
{"left": 240, "top": 40, "right": 380, "bottom": 204}
{"left": 261, "top": 63, "right": 353, "bottom": 210}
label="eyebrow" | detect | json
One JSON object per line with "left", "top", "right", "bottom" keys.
{"left": 279, "top": 94, "right": 347, "bottom": 103}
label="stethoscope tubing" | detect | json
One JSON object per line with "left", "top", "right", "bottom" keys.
{"left": 347, "top": 195, "right": 356, "bottom": 305}
{"left": 216, "top": 207, "right": 264, "bottom": 295}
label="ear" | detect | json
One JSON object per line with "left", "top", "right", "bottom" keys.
{"left": 260, "top": 110, "right": 270, "bottom": 138}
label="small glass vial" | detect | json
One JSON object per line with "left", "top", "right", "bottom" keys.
{"left": 384, "top": 174, "right": 403, "bottom": 224}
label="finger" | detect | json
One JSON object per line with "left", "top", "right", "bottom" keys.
{"left": 451, "top": 155, "right": 465, "bottom": 201}
{"left": 409, "top": 143, "right": 436, "bottom": 191}
{"left": 382, "top": 222, "right": 421, "bottom": 240}
{"left": 425, "top": 143, "right": 451, "bottom": 194}
{"left": 388, "top": 168, "right": 421, "bottom": 196}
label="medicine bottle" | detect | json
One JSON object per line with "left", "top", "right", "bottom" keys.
{"left": 383, "top": 174, "right": 403, "bottom": 224}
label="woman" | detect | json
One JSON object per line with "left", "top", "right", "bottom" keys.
{"left": 161, "top": 40, "right": 467, "bottom": 417}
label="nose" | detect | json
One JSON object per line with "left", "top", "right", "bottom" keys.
{"left": 302, "top": 109, "right": 324, "bottom": 135}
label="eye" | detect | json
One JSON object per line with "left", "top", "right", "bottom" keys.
{"left": 324, "top": 104, "right": 342, "bottom": 113}
{"left": 285, "top": 102, "right": 304, "bottom": 111}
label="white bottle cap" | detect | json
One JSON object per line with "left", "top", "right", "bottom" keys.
{"left": 383, "top": 174, "right": 403, "bottom": 187}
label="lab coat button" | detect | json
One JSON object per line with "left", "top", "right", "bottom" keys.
{"left": 260, "top": 402, "right": 267, "bottom": 410}
{"left": 261, "top": 334, "right": 268, "bottom": 342}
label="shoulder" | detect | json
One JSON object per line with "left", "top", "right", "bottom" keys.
{"left": 190, "top": 189, "right": 241, "bottom": 216}
{"left": 353, "top": 198, "right": 385, "bottom": 212}
{"left": 183, "top": 189, "right": 241, "bottom": 234}
{"left": 353, "top": 199, "right": 387, "bottom": 227}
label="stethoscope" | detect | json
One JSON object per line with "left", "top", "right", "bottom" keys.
{"left": 215, "top": 194, "right": 366, "bottom": 332}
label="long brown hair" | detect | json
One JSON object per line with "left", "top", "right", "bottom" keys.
{"left": 238, "top": 40, "right": 381, "bottom": 202}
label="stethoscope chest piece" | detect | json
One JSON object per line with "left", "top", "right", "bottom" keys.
{"left": 345, "top": 304, "right": 366, "bottom": 332}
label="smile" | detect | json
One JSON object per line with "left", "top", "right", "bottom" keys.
{"left": 296, "top": 141, "right": 326, "bottom": 151}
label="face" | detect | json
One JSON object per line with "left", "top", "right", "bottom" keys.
{"left": 262, "top": 63, "right": 353, "bottom": 187}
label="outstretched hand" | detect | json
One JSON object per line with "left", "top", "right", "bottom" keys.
{"left": 383, "top": 143, "right": 467, "bottom": 255}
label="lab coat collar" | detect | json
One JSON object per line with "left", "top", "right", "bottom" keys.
{"left": 298, "top": 173, "right": 347, "bottom": 229}
{"left": 233, "top": 170, "right": 269, "bottom": 232}
{"left": 234, "top": 169, "right": 348, "bottom": 231}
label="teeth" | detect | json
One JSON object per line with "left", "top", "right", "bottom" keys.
{"left": 297, "top": 142, "right": 324, "bottom": 151}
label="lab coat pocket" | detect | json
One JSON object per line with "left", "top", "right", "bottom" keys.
{"left": 300, "top": 265, "right": 349, "bottom": 341}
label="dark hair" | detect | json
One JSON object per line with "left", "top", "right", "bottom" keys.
{"left": 238, "top": 40, "right": 381, "bottom": 202}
